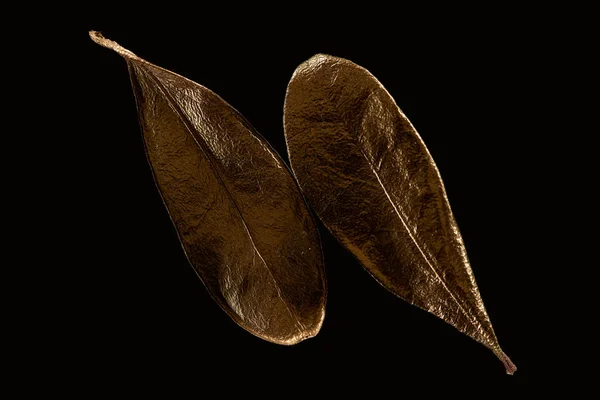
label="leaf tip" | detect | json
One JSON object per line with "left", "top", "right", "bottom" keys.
{"left": 306, "top": 53, "right": 336, "bottom": 65}
{"left": 89, "top": 31, "right": 139, "bottom": 61}
{"left": 280, "top": 316, "right": 325, "bottom": 346}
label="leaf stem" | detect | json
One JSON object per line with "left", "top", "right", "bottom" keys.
{"left": 89, "top": 31, "right": 140, "bottom": 61}
{"left": 499, "top": 351, "right": 517, "bottom": 375}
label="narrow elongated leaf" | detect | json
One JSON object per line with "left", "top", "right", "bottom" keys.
{"left": 284, "top": 54, "right": 515, "bottom": 372}
{"left": 90, "top": 32, "right": 326, "bottom": 345}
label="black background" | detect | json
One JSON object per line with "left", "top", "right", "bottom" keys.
{"left": 69, "top": 9, "right": 547, "bottom": 392}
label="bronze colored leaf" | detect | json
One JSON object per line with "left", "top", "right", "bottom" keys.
{"left": 90, "top": 32, "right": 326, "bottom": 345}
{"left": 284, "top": 54, "right": 515, "bottom": 372}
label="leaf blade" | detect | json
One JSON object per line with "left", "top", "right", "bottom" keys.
{"left": 284, "top": 54, "right": 515, "bottom": 371}
{"left": 91, "top": 32, "right": 326, "bottom": 345}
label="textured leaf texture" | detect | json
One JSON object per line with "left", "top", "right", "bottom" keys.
{"left": 284, "top": 54, "right": 515, "bottom": 372}
{"left": 90, "top": 32, "right": 326, "bottom": 345}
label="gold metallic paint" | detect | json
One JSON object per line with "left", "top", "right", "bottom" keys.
{"left": 90, "top": 32, "right": 326, "bottom": 345}
{"left": 284, "top": 54, "right": 515, "bottom": 373}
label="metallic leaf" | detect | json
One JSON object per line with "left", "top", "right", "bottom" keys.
{"left": 90, "top": 32, "right": 326, "bottom": 345}
{"left": 284, "top": 54, "right": 515, "bottom": 372}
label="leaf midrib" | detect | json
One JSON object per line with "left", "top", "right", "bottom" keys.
{"left": 346, "top": 120, "right": 487, "bottom": 341}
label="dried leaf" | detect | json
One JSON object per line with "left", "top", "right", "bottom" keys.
{"left": 284, "top": 54, "right": 515, "bottom": 372}
{"left": 90, "top": 32, "right": 326, "bottom": 345}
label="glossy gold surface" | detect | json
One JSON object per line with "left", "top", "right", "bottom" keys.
{"left": 90, "top": 32, "right": 326, "bottom": 345}
{"left": 284, "top": 54, "right": 515, "bottom": 373}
